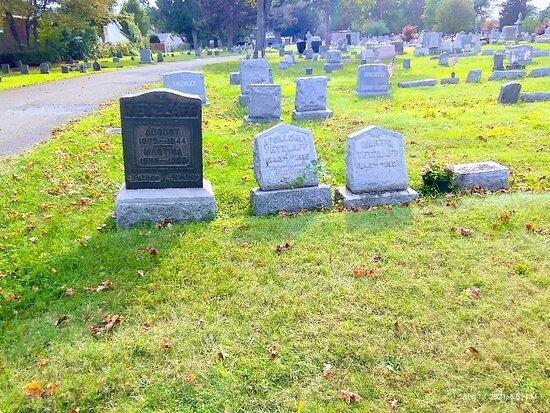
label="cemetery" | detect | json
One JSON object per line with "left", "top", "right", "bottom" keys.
{"left": 0, "top": 0, "right": 549, "bottom": 411}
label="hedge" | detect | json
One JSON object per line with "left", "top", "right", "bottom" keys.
{"left": 0, "top": 49, "right": 60, "bottom": 66}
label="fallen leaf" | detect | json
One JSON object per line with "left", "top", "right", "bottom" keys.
{"left": 460, "top": 228, "right": 474, "bottom": 237}
{"left": 184, "top": 374, "right": 196, "bottom": 384}
{"left": 466, "top": 286, "right": 481, "bottom": 299}
{"left": 36, "top": 358, "right": 49, "bottom": 368}
{"left": 322, "top": 363, "right": 334, "bottom": 379}
{"left": 95, "top": 280, "right": 112, "bottom": 292}
{"left": 353, "top": 268, "right": 380, "bottom": 278}
{"left": 525, "top": 222, "right": 535, "bottom": 233}
{"left": 275, "top": 242, "right": 293, "bottom": 255}
{"left": 267, "top": 345, "right": 278, "bottom": 359}
{"left": 146, "top": 245, "right": 158, "bottom": 256}
{"left": 388, "top": 398, "right": 399, "bottom": 409}
{"left": 43, "top": 381, "right": 59, "bottom": 397}
{"left": 466, "top": 346, "right": 480, "bottom": 357}
{"left": 24, "top": 381, "right": 43, "bottom": 398}
{"left": 54, "top": 315, "right": 69, "bottom": 327}
{"left": 63, "top": 288, "right": 76, "bottom": 297}
{"left": 90, "top": 314, "right": 121, "bottom": 337}
{"left": 339, "top": 390, "right": 362, "bottom": 404}
{"left": 159, "top": 337, "right": 172, "bottom": 349}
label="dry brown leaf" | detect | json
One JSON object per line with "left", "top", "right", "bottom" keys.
{"left": 353, "top": 268, "right": 380, "bottom": 278}
{"left": 90, "top": 314, "right": 121, "bottom": 337}
{"left": 322, "top": 363, "right": 334, "bottom": 379}
{"left": 43, "top": 381, "right": 59, "bottom": 397}
{"left": 24, "top": 381, "right": 43, "bottom": 398}
{"left": 95, "top": 280, "right": 112, "bottom": 292}
{"left": 184, "top": 374, "right": 197, "bottom": 384}
{"left": 54, "top": 315, "right": 69, "bottom": 327}
{"left": 466, "top": 287, "right": 481, "bottom": 299}
{"left": 388, "top": 398, "right": 399, "bottom": 409}
{"left": 36, "top": 358, "right": 49, "bottom": 368}
{"left": 63, "top": 288, "right": 76, "bottom": 297}
{"left": 339, "top": 390, "right": 362, "bottom": 404}
{"left": 146, "top": 245, "right": 158, "bottom": 256}
{"left": 159, "top": 337, "right": 172, "bottom": 349}
{"left": 460, "top": 228, "right": 474, "bottom": 237}
{"left": 275, "top": 242, "right": 293, "bottom": 255}
{"left": 525, "top": 222, "right": 535, "bottom": 232}
{"left": 466, "top": 346, "right": 480, "bottom": 357}
{"left": 267, "top": 345, "right": 278, "bottom": 359}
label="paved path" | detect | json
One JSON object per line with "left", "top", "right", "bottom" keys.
{"left": 0, "top": 55, "right": 238, "bottom": 156}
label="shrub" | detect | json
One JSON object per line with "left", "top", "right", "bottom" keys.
{"left": 421, "top": 162, "right": 456, "bottom": 195}
{"left": 401, "top": 25, "right": 417, "bottom": 42}
{"left": 362, "top": 20, "right": 390, "bottom": 36}
{"left": 0, "top": 49, "right": 59, "bottom": 66}
{"left": 150, "top": 34, "right": 160, "bottom": 44}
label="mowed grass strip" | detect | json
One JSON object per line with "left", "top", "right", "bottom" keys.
{"left": 0, "top": 45, "right": 549, "bottom": 412}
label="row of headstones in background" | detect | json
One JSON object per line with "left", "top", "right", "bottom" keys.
{"left": 114, "top": 89, "right": 511, "bottom": 226}
{"left": 499, "top": 82, "right": 550, "bottom": 104}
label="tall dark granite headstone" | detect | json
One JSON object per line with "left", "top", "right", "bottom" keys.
{"left": 115, "top": 89, "right": 216, "bottom": 227}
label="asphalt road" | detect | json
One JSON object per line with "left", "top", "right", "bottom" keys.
{"left": 0, "top": 55, "right": 238, "bottom": 156}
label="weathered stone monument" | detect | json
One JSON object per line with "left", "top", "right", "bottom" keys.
{"left": 335, "top": 126, "right": 418, "bottom": 208}
{"left": 451, "top": 161, "right": 510, "bottom": 190}
{"left": 466, "top": 69, "right": 482, "bottom": 83}
{"left": 92, "top": 61, "right": 101, "bottom": 71}
{"left": 398, "top": 79, "right": 437, "bottom": 88}
{"left": 377, "top": 44, "right": 396, "bottom": 60}
{"left": 163, "top": 71, "right": 208, "bottom": 105}
{"left": 293, "top": 76, "right": 332, "bottom": 120}
{"left": 438, "top": 53, "right": 449, "bottom": 66}
{"left": 245, "top": 84, "right": 281, "bottom": 123}
{"left": 239, "top": 59, "right": 271, "bottom": 105}
{"left": 251, "top": 123, "right": 332, "bottom": 215}
{"left": 230, "top": 72, "right": 240, "bottom": 85}
{"left": 493, "top": 53, "right": 505, "bottom": 71}
{"left": 20, "top": 65, "right": 30, "bottom": 75}
{"left": 498, "top": 82, "right": 521, "bottom": 104}
{"left": 356, "top": 64, "right": 390, "bottom": 97}
{"left": 140, "top": 48, "right": 152, "bottom": 64}
{"left": 324, "top": 50, "right": 343, "bottom": 71}
{"left": 115, "top": 89, "right": 215, "bottom": 227}
{"left": 39, "top": 63, "right": 50, "bottom": 74}
{"left": 61, "top": 66, "right": 69, "bottom": 74}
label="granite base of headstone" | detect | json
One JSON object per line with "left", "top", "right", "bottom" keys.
{"left": 292, "top": 76, "right": 332, "bottom": 120}
{"left": 529, "top": 67, "right": 550, "bottom": 77}
{"left": 441, "top": 77, "right": 459, "bottom": 85}
{"left": 115, "top": 89, "right": 215, "bottom": 228}
{"left": 489, "top": 70, "right": 525, "bottom": 81}
{"left": 244, "top": 84, "right": 281, "bottom": 123}
{"left": 519, "top": 92, "right": 550, "bottom": 102}
{"left": 335, "top": 126, "right": 418, "bottom": 209}
{"left": 466, "top": 69, "right": 482, "bottom": 83}
{"left": 499, "top": 82, "right": 521, "bottom": 104}
{"left": 451, "top": 161, "right": 509, "bottom": 190}
{"left": 397, "top": 79, "right": 437, "bottom": 88}
{"left": 230, "top": 72, "right": 241, "bottom": 85}
{"left": 251, "top": 123, "right": 332, "bottom": 216}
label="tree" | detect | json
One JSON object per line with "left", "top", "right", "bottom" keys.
{"left": 2, "top": 0, "right": 59, "bottom": 48}
{"left": 422, "top": 0, "right": 441, "bottom": 30}
{"left": 121, "top": 0, "right": 150, "bottom": 36}
{"left": 253, "top": 0, "right": 270, "bottom": 58}
{"left": 435, "top": 0, "right": 475, "bottom": 33}
{"left": 499, "top": 0, "right": 527, "bottom": 27}
{"left": 472, "top": 0, "right": 491, "bottom": 21}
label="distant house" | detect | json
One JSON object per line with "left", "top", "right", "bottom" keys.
{"left": 154, "top": 33, "right": 185, "bottom": 52}
{"left": 102, "top": 21, "right": 130, "bottom": 45}
{"left": 0, "top": 15, "right": 29, "bottom": 52}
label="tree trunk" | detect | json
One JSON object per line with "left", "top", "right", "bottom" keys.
{"left": 5, "top": 12, "right": 23, "bottom": 47}
{"left": 227, "top": 21, "right": 235, "bottom": 49}
{"left": 192, "top": 29, "right": 201, "bottom": 56}
{"left": 254, "top": 0, "right": 267, "bottom": 58}
{"left": 323, "top": 5, "right": 331, "bottom": 46}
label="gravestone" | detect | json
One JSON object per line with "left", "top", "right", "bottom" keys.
{"left": 466, "top": 69, "right": 482, "bottom": 83}
{"left": 498, "top": 82, "right": 521, "bottom": 104}
{"left": 20, "top": 65, "right": 30, "bottom": 75}
{"left": 519, "top": 92, "right": 550, "bottom": 102}
{"left": 377, "top": 44, "right": 396, "bottom": 60}
{"left": 61, "top": 66, "right": 69, "bottom": 74}
{"left": 324, "top": 50, "right": 343, "bottom": 71}
{"left": 392, "top": 40, "right": 404, "bottom": 55}
{"left": 361, "top": 48, "right": 375, "bottom": 62}
{"left": 493, "top": 53, "right": 504, "bottom": 70}
{"left": 230, "top": 72, "right": 241, "bottom": 85}
{"left": 482, "top": 49, "right": 494, "bottom": 55}
{"left": 1, "top": 64, "right": 10, "bottom": 74}
{"left": 163, "top": 71, "right": 208, "bottom": 105}
{"left": 356, "top": 64, "right": 390, "bottom": 97}
{"left": 397, "top": 79, "right": 437, "bottom": 88}
{"left": 403, "top": 59, "right": 411, "bottom": 69}
{"left": 157, "top": 53, "right": 164, "bottom": 63}
{"left": 113, "top": 56, "right": 120, "bottom": 63}
{"left": 529, "top": 67, "right": 550, "bottom": 77}
{"left": 439, "top": 53, "right": 449, "bottom": 66}
{"left": 251, "top": 123, "right": 332, "bottom": 216}
{"left": 92, "top": 61, "right": 101, "bottom": 71}
{"left": 115, "top": 89, "right": 215, "bottom": 227}
{"left": 79, "top": 64, "right": 87, "bottom": 73}
{"left": 293, "top": 76, "right": 332, "bottom": 120}
{"left": 305, "top": 67, "right": 313, "bottom": 76}
{"left": 140, "top": 48, "right": 152, "bottom": 64}
{"left": 489, "top": 70, "right": 525, "bottom": 81}
{"left": 451, "top": 161, "right": 509, "bottom": 190}
{"left": 239, "top": 58, "right": 271, "bottom": 105}
{"left": 305, "top": 49, "right": 314, "bottom": 60}
{"left": 501, "top": 26, "right": 516, "bottom": 41}
{"left": 335, "top": 126, "right": 418, "bottom": 208}
{"left": 441, "top": 76, "right": 459, "bottom": 85}
{"left": 245, "top": 84, "right": 281, "bottom": 123}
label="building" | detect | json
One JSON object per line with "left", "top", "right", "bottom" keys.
{"left": 154, "top": 33, "right": 185, "bottom": 52}
{"left": 102, "top": 21, "right": 130, "bottom": 45}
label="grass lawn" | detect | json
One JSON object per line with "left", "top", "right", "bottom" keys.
{"left": 0, "top": 45, "right": 549, "bottom": 412}
{"left": 0, "top": 51, "right": 232, "bottom": 92}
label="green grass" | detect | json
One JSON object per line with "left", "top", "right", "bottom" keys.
{"left": 0, "top": 51, "right": 232, "bottom": 92}
{"left": 0, "top": 45, "right": 549, "bottom": 412}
